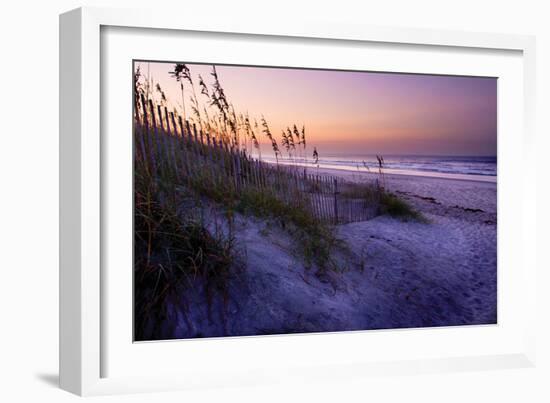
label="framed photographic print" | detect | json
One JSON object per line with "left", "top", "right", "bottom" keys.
{"left": 132, "top": 60, "right": 499, "bottom": 341}
{"left": 60, "top": 6, "right": 537, "bottom": 396}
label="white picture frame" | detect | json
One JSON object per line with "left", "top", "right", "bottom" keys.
{"left": 59, "top": 6, "right": 537, "bottom": 396}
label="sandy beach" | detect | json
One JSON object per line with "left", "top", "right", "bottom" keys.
{"left": 162, "top": 169, "right": 497, "bottom": 338}
{"left": 315, "top": 166, "right": 497, "bottom": 223}
{"left": 333, "top": 169, "right": 497, "bottom": 328}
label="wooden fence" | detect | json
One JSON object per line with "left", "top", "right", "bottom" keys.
{"left": 134, "top": 95, "right": 380, "bottom": 225}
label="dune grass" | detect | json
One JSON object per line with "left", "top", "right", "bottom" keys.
{"left": 339, "top": 182, "right": 381, "bottom": 204}
{"left": 235, "top": 186, "right": 341, "bottom": 270}
{"left": 134, "top": 164, "right": 239, "bottom": 340}
{"left": 379, "top": 192, "right": 424, "bottom": 221}
{"left": 337, "top": 181, "right": 423, "bottom": 221}
{"left": 182, "top": 167, "right": 341, "bottom": 271}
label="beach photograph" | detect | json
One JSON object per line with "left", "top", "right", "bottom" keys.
{"left": 132, "top": 61, "right": 497, "bottom": 341}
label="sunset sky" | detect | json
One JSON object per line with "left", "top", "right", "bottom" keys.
{"left": 134, "top": 61, "right": 497, "bottom": 157}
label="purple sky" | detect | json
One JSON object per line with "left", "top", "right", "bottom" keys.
{"left": 135, "top": 61, "right": 497, "bottom": 157}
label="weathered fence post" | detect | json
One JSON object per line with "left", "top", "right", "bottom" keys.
{"left": 170, "top": 112, "right": 178, "bottom": 136}
{"left": 176, "top": 115, "right": 190, "bottom": 177}
{"left": 161, "top": 107, "right": 177, "bottom": 177}
{"left": 185, "top": 119, "right": 193, "bottom": 173}
{"left": 234, "top": 149, "right": 242, "bottom": 190}
{"left": 178, "top": 115, "right": 185, "bottom": 138}
{"left": 156, "top": 105, "right": 164, "bottom": 131}
{"left": 147, "top": 99, "right": 162, "bottom": 172}
{"left": 192, "top": 123, "right": 199, "bottom": 156}
{"left": 156, "top": 104, "right": 170, "bottom": 163}
{"left": 134, "top": 92, "right": 141, "bottom": 121}
{"left": 333, "top": 178, "right": 339, "bottom": 224}
{"left": 164, "top": 106, "right": 171, "bottom": 134}
{"left": 137, "top": 94, "right": 149, "bottom": 167}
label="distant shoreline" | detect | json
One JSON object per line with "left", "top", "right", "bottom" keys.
{"left": 265, "top": 160, "right": 497, "bottom": 184}
{"left": 318, "top": 166, "right": 497, "bottom": 183}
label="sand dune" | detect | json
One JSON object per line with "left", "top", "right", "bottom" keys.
{"left": 160, "top": 170, "right": 497, "bottom": 339}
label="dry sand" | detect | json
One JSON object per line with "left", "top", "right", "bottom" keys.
{"left": 163, "top": 169, "right": 497, "bottom": 339}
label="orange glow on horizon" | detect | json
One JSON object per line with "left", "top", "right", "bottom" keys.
{"left": 134, "top": 61, "right": 497, "bottom": 157}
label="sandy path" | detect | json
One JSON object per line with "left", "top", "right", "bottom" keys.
{"left": 337, "top": 213, "right": 497, "bottom": 328}
{"left": 332, "top": 170, "right": 498, "bottom": 328}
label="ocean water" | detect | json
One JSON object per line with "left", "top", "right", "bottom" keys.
{"left": 263, "top": 155, "right": 497, "bottom": 181}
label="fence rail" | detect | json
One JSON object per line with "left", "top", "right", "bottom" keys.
{"left": 134, "top": 96, "right": 380, "bottom": 225}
